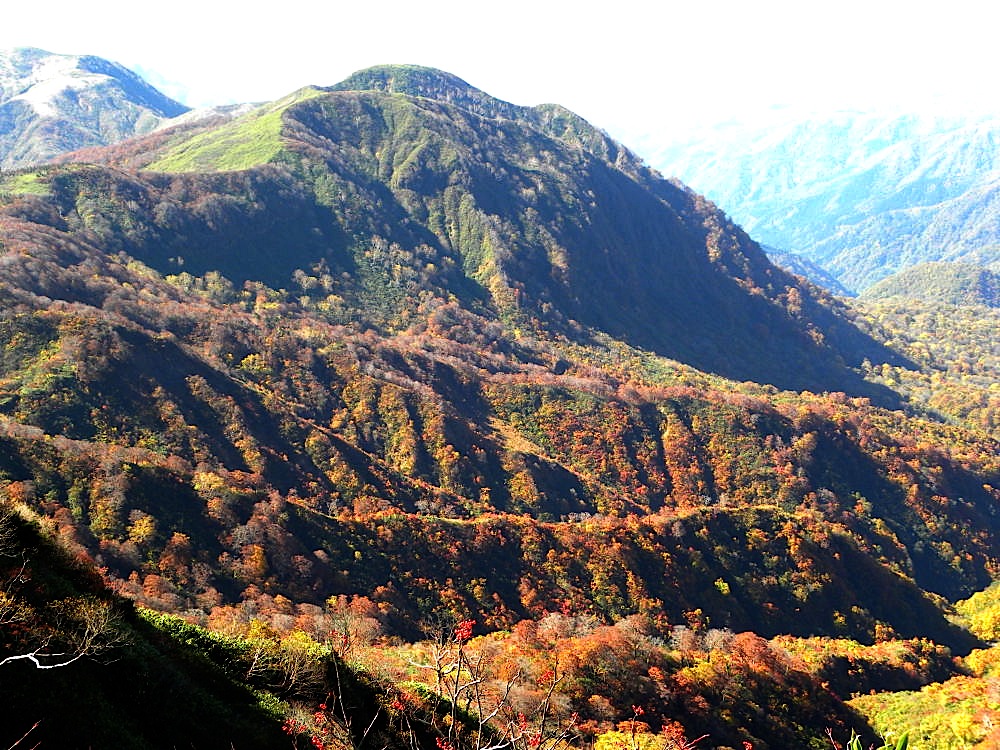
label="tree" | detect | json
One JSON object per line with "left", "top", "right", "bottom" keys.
{"left": 0, "top": 595, "right": 123, "bottom": 670}
{"left": 0, "top": 504, "right": 128, "bottom": 750}
{"left": 0, "top": 502, "right": 128, "bottom": 671}
{"left": 404, "top": 618, "right": 580, "bottom": 750}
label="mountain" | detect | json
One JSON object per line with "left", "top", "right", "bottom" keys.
{"left": 859, "top": 261, "right": 1000, "bottom": 307}
{"left": 0, "top": 47, "right": 188, "bottom": 168}
{"left": 47, "top": 64, "right": 905, "bottom": 396}
{"left": 646, "top": 111, "right": 1000, "bottom": 292}
{"left": 1, "top": 64, "right": 999, "bottom": 747}
{"left": 763, "top": 245, "right": 854, "bottom": 297}
{"left": 0, "top": 59, "right": 994, "bottom": 622}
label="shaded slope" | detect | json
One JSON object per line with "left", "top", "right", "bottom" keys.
{"left": 309, "top": 68, "right": 909, "bottom": 393}
{"left": 0, "top": 506, "right": 286, "bottom": 749}
{"left": 56, "top": 65, "right": 908, "bottom": 395}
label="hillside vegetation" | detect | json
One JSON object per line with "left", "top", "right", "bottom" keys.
{"left": 850, "top": 296, "right": 999, "bottom": 439}
{"left": 0, "top": 65, "right": 997, "bottom": 748}
{"left": 860, "top": 261, "right": 999, "bottom": 308}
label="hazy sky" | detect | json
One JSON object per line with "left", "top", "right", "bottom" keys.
{"left": 3, "top": 0, "right": 997, "bottom": 151}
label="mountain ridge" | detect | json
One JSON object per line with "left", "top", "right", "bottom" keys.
{"left": 53, "top": 64, "right": 905, "bottom": 396}
{"left": 648, "top": 110, "right": 1000, "bottom": 291}
{"left": 859, "top": 260, "right": 999, "bottom": 307}
{"left": 0, "top": 47, "right": 189, "bottom": 168}
{"left": 328, "top": 64, "right": 634, "bottom": 167}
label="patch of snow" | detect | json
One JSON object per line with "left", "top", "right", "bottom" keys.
{"left": 156, "top": 102, "right": 256, "bottom": 131}
{"left": 5, "top": 53, "right": 109, "bottom": 118}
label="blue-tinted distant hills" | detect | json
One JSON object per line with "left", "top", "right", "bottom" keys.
{"left": 647, "top": 110, "right": 1000, "bottom": 292}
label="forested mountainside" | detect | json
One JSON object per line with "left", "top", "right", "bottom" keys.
{"left": 763, "top": 246, "right": 853, "bottom": 297}
{"left": 859, "top": 261, "right": 999, "bottom": 308}
{"left": 647, "top": 111, "right": 1000, "bottom": 292}
{"left": 49, "top": 65, "right": 905, "bottom": 395}
{"left": 0, "top": 47, "right": 188, "bottom": 168}
{"left": 847, "top": 294, "right": 999, "bottom": 441}
{"left": 1, "top": 64, "right": 999, "bottom": 748}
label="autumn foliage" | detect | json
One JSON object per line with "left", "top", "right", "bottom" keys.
{"left": 0, "top": 65, "right": 998, "bottom": 748}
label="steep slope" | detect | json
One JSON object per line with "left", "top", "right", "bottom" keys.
{"left": 55, "top": 65, "right": 904, "bottom": 395}
{"left": 0, "top": 505, "right": 288, "bottom": 748}
{"left": 648, "top": 111, "right": 1000, "bottom": 292}
{"left": 0, "top": 503, "right": 448, "bottom": 749}
{"left": 0, "top": 47, "right": 188, "bottom": 168}
{"left": 0, "top": 66, "right": 996, "bottom": 644}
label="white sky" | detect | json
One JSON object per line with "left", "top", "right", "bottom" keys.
{"left": 3, "top": 0, "right": 998, "bottom": 154}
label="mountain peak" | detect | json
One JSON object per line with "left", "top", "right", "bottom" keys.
{"left": 0, "top": 47, "right": 188, "bottom": 168}
{"left": 328, "top": 65, "right": 635, "bottom": 169}
{"left": 330, "top": 64, "right": 526, "bottom": 122}
{"left": 332, "top": 64, "right": 476, "bottom": 95}
{"left": 1, "top": 47, "right": 184, "bottom": 116}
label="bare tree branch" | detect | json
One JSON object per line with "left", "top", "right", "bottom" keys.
{"left": 6, "top": 719, "right": 41, "bottom": 750}
{"left": 1, "top": 597, "right": 126, "bottom": 670}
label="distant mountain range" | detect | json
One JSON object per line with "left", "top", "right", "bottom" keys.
{"left": 0, "top": 47, "right": 188, "bottom": 168}
{"left": 647, "top": 111, "right": 1000, "bottom": 292}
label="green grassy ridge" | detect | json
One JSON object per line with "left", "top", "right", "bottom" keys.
{"left": 145, "top": 87, "right": 326, "bottom": 173}
{"left": 0, "top": 64, "right": 997, "bottom": 749}
{"left": 0, "top": 164, "right": 95, "bottom": 199}
{"left": 0, "top": 170, "right": 49, "bottom": 196}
